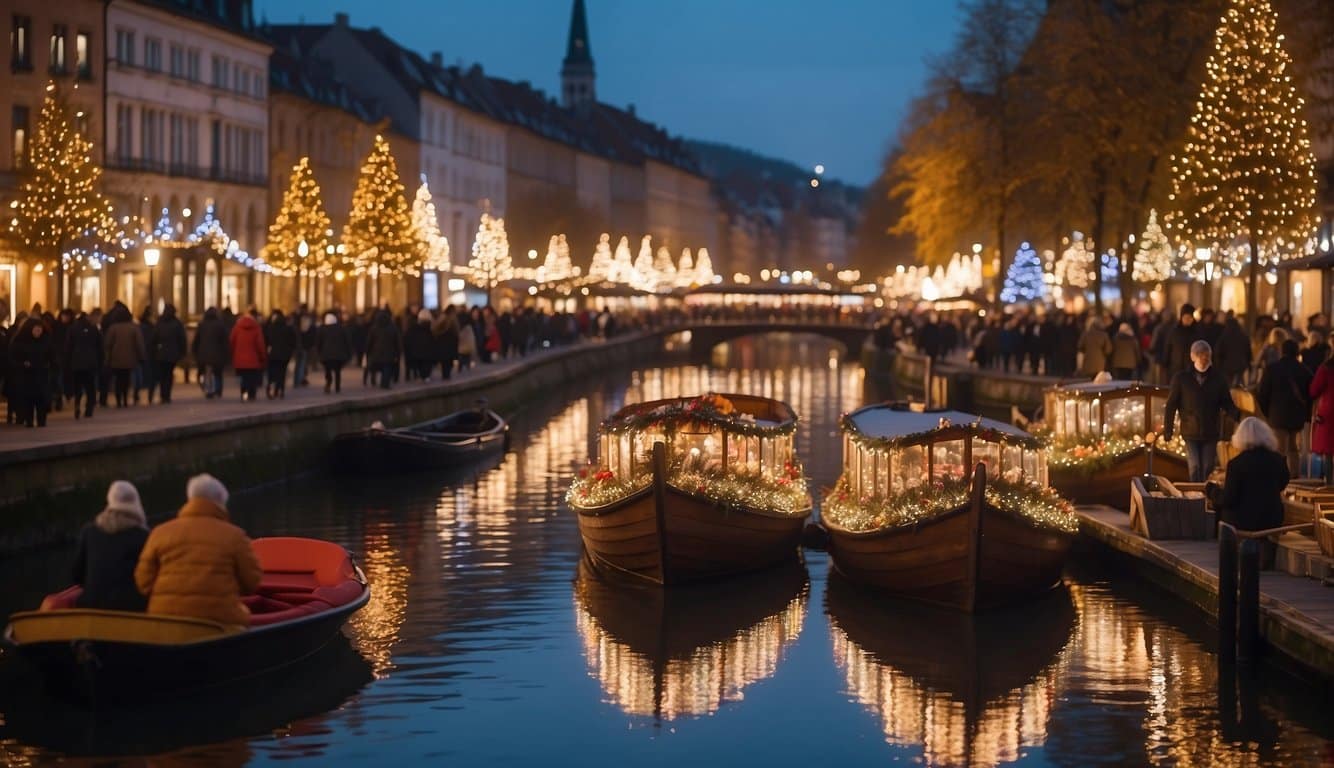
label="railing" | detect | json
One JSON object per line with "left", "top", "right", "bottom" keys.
{"left": 104, "top": 157, "right": 266, "bottom": 187}
{"left": 1217, "top": 521, "right": 1314, "bottom": 667}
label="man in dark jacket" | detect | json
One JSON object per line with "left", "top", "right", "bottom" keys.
{"left": 64, "top": 312, "right": 103, "bottom": 419}
{"left": 1164, "top": 340, "right": 1241, "bottom": 482}
{"left": 264, "top": 310, "right": 298, "bottom": 399}
{"left": 316, "top": 312, "right": 353, "bottom": 393}
{"left": 365, "top": 309, "right": 401, "bottom": 390}
{"left": 9, "top": 317, "right": 53, "bottom": 427}
{"left": 192, "top": 307, "right": 229, "bottom": 399}
{"left": 1214, "top": 312, "right": 1252, "bottom": 387}
{"left": 150, "top": 304, "right": 187, "bottom": 404}
{"left": 404, "top": 309, "right": 435, "bottom": 381}
{"left": 1164, "top": 304, "right": 1200, "bottom": 382}
{"left": 1257, "top": 339, "right": 1312, "bottom": 476}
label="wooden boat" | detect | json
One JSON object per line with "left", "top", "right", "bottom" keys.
{"left": 1043, "top": 380, "right": 1188, "bottom": 508}
{"left": 3, "top": 537, "right": 370, "bottom": 703}
{"left": 331, "top": 404, "right": 507, "bottom": 473}
{"left": 573, "top": 555, "right": 808, "bottom": 720}
{"left": 569, "top": 393, "right": 812, "bottom": 585}
{"left": 823, "top": 406, "right": 1076, "bottom": 612}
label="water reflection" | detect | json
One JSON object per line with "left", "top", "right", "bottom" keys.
{"left": 574, "top": 557, "right": 808, "bottom": 720}
{"left": 828, "top": 576, "right": 1076, "bottom": 767}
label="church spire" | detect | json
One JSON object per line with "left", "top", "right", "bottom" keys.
{"left": 561, "top": 0, "right": 595, "bottom": 110}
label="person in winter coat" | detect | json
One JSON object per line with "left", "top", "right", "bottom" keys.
{"left": 8, "top": 317, "right": 53, "bottom": 427}
{"left": 150, "top": 304, "right": 187, "bottom": 404}
{"left": 72, "top": 481, "right": 149, "bottom": 611}
{"left": 457, "top": 313, "right": 477, "bottom": 371}
{"left": 1164, "top": 340, "right": 1241, "bottom": 482}
{"left": 263, "top": 310, "right": 297, "bottom": 399}
{"left": 228, "top": 313, "right": 267, "bottom": 402}
{"left": 193, "top": 307, "right": 230, "bottom": 398}
{"left": 64, "top": 312, "right": 103, "bottom": 419}
{"left": 404, "top": 309, "right": 435, "bottom": 381}
{"left": 97, "top": 302, "right": 126, "bottom": 407}
{"left": 1254, "top": 326, "right": 1289, "bottom": 385}
{"left": 1308, "top": 354, "right": 1334, "bottom": 483}
{"left": 1109, "top": 323, "right": 1143, "bottom": 380}
{"left": 1164, "top": 305, "right": 1200, "bottom": 382}
{"left": 135, "top": 474, "right": 261, "bottom": 627}
{"left": 1214, "top": 418, "right": 1289, "bottom": 567}
{"left": 103, "top": 305, "right": 145, "bottom": 408}
{"left": 365, "top": 310, "right": 402, "bottom": 389}
{"left": 1301, "top": 329, "right": 1329, "bottom": 375}
{"left": 1077, "top": 318, "right": 1113, "bottom": 378}
{"left": 1214, "top": 313, "right": 1252, "bottom": 386}
{"left": 316, "top": 312, "right": 353, "bottom": 393}
{"left": 51, "top": 308, "right": 72, "bottom": 412}
{"left": 1257, "top": 339, "right": 1313, "bottom": 477}
{"left": 432, "top": 306, "right": 460, "bottom": 380}
{"left": 133, "top": 307, "right": 156, "bottom": 405}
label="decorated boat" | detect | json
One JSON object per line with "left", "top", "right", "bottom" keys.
{"left": 1041, "top": 380, "right": 1186, "bottom": 507}
{"left": 573, "top": 555, "right": 807, "bottom": 720}
{"left": 3, "top": 537, "right": 370, "bottom": 703}
{"left": 331, "top": 403, "right": 507, "bottom": 473}
{"left": 567, "top": 393, "right": 813, "bottom": 585}
{"left": 822, "top": 405, "right": 1076, "bottom": 611}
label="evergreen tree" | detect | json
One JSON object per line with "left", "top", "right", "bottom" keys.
{"left": 695, "top": 247, "right": 715, "bottom": 285}
{"left": 1056, "top": 233, "right": 1094, "bottom": 290}
{"left": 653, "top": 246, "right": 677, "bottom": 292}
{"left": 1132, "top": 209, "right": 1173, "bottom": 284}
{"left": 633, "top": 236, "right": 656, "bottom": 290}
{"left": 8, "top": 84, "right": 115, "bottom": 306}
{"left": 612, "top": 235, "right": 634, "bottom": 284}
{"left": 411, "top": 179, "right": 451, "bottom": 275}
{"left": 468, "top": 211, "right": 512, "bottom": 305}
{"left": 1168, "top": 0, "right": 1320, "bottom": 316}
{"left": 677, "top": 248, "right": 694, "bottom": 288}
{"left": 1000, "top": 241, "right": 1044, "bottom": 303}
{"left": 588, "top": 233, "right": 614, "bottom": 282}
{"left": 263, "top": 157, "right": 332, "bottom": 277}
{"left": 342, "top": 135, "right": 417, "bottom": 296}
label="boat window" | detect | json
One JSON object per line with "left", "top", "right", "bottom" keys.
{"left": 1063, "top": 399, "right": 1079, "bottom": 438}
{"left": 635, "top": 430, "right": 667, "bottom": 471}
{"left": 677, "top": 430, "right": 721, "bottom": 472}
{"left": 1023, "top": 449, "right": 1040, "bottom": 482}
{"left": 859, "top": 447, "right": 877, "bottom": 499}
{"left": 762, "top": 438, "right": 776, "bottom": 477}
{"left": 1150, "top": 395, "right": 1166, "bottom": 434}
{"left": 618, "top": 434, "right": 632, "bottom": 477}
{"left": 849, "top": 442, "right": 861, "bottom": 495}
{"left": 1105, "top": 396, "right": 1144, "bottom": 438}
{"left": 599, "top": 434, "right": 610, "bottom": 471}
{"left": 973, "top": 438, "right": 1000, "bottom": 480}
{"left": 932, "top": 439, "right": 966, "bottom": 482}
{"left": 1002, "top": 443, "right": 1024, "bottom": 482}
{"left": 895, "top": 444, "right": 926, "bottom": 493}
{"left": 877, "top": 450, "right": 893, "bottom": 497}
{"left": 1037, "top": 448, "right": 1049, "bottom": 485}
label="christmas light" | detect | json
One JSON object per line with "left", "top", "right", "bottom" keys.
{"left": 263, "top": 157, "right": 332, "bottom": 276}
{"left": 1000, "top": 241, "right": 1044, "bottom": 303}
{"left": 1132, "top": 209, "right": 1175, "bottom": 283}
{"left": 467, "top": 210, "right": 512, "bottom": 304}
{"left": 822, "top": 474, "right": 1077, "bottom": 534}
{"left": 411, "top": 178, "right": 451, "bottom": 275}
{"left": 342, "top": 135, "right": 417, "bottom": 279}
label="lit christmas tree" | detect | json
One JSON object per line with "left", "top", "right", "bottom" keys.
{"left": 1132, "top": 209, "right": 1173, "bottom": 284}
{"left": 541, "top": 234, "right": 561, "bottom": 281}
{"left": 8, "top": 83, "right": 115, "bottom": 306}
{"left": 468, "top": 211, "right": 512, "bottom": 305}
{"left": 263, "top": 157, "right": 332, "bottom": 278}
{"left": 677, "top": 247, "right": 695, "bottom": 288}
{"left": 589, "top": 233, "right": 614, "bottom": 282}
{"left": 1056, "top": 232, "right": 1094, "bottom": 290}
{"left": 1167, "top": 0, "right": 1320, "bottom": 316}
{"left": 1000, "top": 241, "right": 1044, "bottom": 303}
{"left": 411, "top": 178, "right": 450, "bottom": 275}
{"left": 653, "top": 246, "right": 677, "bottom": 292}
{"left": 695, "top": 247, "right": 715, "bottom": 285}
{"left": 556, "top": 233, "right": 574, "bottom": 279}
{"left": 342, "top": 135, "right": 417, "bottom": 297}
{"left": 612, "top": 235, "right": 634, "bottom": 284}
{"left": 633, "top": 236, "right": 656, "bottom": 290}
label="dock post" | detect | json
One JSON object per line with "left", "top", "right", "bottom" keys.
{"left": 1237, "top": 538, "right": 1261, "bottom": 666}
{"left": 1218, "top": 524, "right": 1237, "bottom": 669}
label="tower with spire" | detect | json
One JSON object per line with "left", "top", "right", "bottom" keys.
{"left": 561, "top": 0, "right": 596, "bottom": 110}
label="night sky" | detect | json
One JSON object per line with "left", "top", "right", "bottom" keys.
{"left": 256, "top": 0, "right": 963, "bottom": 187}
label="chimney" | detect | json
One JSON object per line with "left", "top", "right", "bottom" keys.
{"left": 431, "top": 51, "right": 443, "bottom": 67}
{"left": 334, "top": 12, "right": 349, "bottom": 26}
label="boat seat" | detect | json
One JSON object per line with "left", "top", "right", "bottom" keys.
{"left": 247, "top": 599, "right": 335, "bottom": 627}
{"left": 252, "top": 537, "right": 357, "bottom": 587}
{"left": 257, "top": 572, "right": 320, "bottom": 593}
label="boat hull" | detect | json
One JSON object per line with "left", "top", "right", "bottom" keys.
{"left": 1049, "top": 447, "right": 1187, "bottom": 509}
{"left": 826, "top": 491, "right": 1072, "bottom": 612}
{"left": 575, "top": 485, "right": 809, "bottom": 586}
{"left": 330, "top": 426, "right": 506, "bottom": 473}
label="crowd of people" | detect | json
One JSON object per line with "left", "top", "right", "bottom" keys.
{"left": 1, "top": 301, "right": 655, "bottom": 428}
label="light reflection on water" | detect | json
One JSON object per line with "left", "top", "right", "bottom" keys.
{"left": 0, "top": 334, "right": 1330, "bottom": 766}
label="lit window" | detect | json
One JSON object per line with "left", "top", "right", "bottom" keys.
{"left": 76, "top": 31, "right": 89, "bottom": 78}
{"left": 12, "top": 105, "right": 29, "bottom": 168}
{"left": 11, "top": 15, "right": 31, "bottom": 69}
{"left": 49, "top": 24, "right": 66, "bottom": 73}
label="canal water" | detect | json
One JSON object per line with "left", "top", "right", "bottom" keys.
{"left": 1, "top": 335, "right": 1331, "bottom": 766}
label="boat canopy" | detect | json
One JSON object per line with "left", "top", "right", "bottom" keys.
{"left": 1044, "top": 380, "right": 1171, "bottom": 440}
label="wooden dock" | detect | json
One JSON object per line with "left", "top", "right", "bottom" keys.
{"left": 1077, "top": 505, "right": 1334, "bottom": 684}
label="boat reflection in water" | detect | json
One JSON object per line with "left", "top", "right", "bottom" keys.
{"left": 826, "top": 575, "right": 1076, "bottom": 767}
{"left": 573, "top": 556, "right": 808, "bottom": 720}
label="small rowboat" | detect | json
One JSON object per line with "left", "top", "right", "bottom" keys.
{"left": 331, "top": 404, "right": 508, "bottom": 472}
{"left": 569, "top": 393, "right": 813, "bottom": 585}
{"left": 3, "top": 537, "right": 370, "bottom": 703}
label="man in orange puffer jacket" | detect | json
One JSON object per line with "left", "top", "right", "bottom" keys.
{"left": 135, "top": 473, "right": 262, "bottom": 627}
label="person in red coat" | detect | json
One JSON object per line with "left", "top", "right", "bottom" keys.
{"left": 1309, "top": 355, "right": 1334, "bottom": 482}
{"left": 228, "top": 313, "right": 268, "bottom": 402}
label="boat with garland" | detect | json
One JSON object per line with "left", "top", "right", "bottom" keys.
{"left": 567, "top": 393, "right": 812, "bottom": 585}
{"left": 822, "top": 405, "right": 1076, "bottom": 612}
{"left": 1041, "top": 380, "right": 1187, "bottom": 508}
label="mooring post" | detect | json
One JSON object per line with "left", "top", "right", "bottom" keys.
{"left": 1218, "top": 524, "right": 1237, "bottom": 669}
{"left": 1237, "top": 537, "right": 1261, "bottom": 666}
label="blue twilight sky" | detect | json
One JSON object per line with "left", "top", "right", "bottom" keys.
{"left": 256, "top": 0, "right": 965, "bottom": 186}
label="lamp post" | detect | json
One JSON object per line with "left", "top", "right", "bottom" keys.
{"left": 1195, "top": 246, "right": 1212, "bottom": 307}
{"left": 144, "top": 247, "right": 160, "bottom": 313}
{"left": 297, "top": 239, "right": 309, "bottom": 306}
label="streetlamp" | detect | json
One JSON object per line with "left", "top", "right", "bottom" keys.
{"left": 144, "top": 247, "right": 160, "bottom": 313}
{"left": 1195, "top": 246, "right": 1212, "bottom": 307}
{"left": 297, "top": 239, "right": 309, "bottom": 305}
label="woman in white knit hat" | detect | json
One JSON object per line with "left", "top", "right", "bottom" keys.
{"left": 71, "top": 480, "right": 150, "bottom": 611}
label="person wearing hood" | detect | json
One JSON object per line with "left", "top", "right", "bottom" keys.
{"left": 404, "top": 308, "right": 435, "bottom": 382}
{"left": 263, "top": 310, "right": 297, "bottom": 399}
{"left": 1110, "top": 322, "right": 1144, "bottom": 380}
{"left": 133, "top": 306, "right": 157, "bottom": 405}
{"left": 104, "top": 303, "right": 145, "bottom": 408}
{"left": 150, "top": 304, "right": 187, "bottom": 404}
{"left": 71, "top": 481, "right": 150, "bottom": 611}
{"left": 192, "top": 307, "right": 229, "bottom": 398}
{"left": 135, "top": 474, "right": 261, "bottom": 627}
{"left": 64, "top": 312, "right": 103, "bottom": 419}
{"left": 365, "top": 309, "right": 402, "bottom": 389}
{"left": 316, "top": 312, "right": 352, "bottom": 393}
{"left": 8, "top": 316, "right": 53, "bottom": 427}
{"left": 228, "top": 312, "right": 267, "bottom": 402}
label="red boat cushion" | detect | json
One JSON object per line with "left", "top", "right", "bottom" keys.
{"left": 247, "top": 599, "right": 334, "bottom": 627}
{"left": 257, "top": 572, "right": 319, "bottom": 593}
{"left": 312, "top": 580, "right": 364, "bottom": 608}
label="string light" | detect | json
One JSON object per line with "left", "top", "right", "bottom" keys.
{"left": 1133, "top": 209, "right": 1175, "bottom": 283}
{"left": 822, "top": 474, "right": 1077, "bottom": 534}
{"left": 466, "top": 210, "right": 513, "bottom": 299}
{"left": 411, "top": 177, "right": 451, "bottom": 276}
{"left": 263, "top": 156, "right": 332, "bottom": 276}
{"left": 342, "top": 134, "right": 417, "bottom": 278}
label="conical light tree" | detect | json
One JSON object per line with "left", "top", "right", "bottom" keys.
{"left": 1000, "top": 241, "right": 1044, "bottom": 303}
{"left": 411, "top": 178, "right": 450, "bottom": 275}
{"left": 541, "top": 234, "right": 561, "bottom": 280}
{"left": 653, "top": 246, "right": 677, "bottom": 292}
{"left": 632, "top": 235, "right": 656, "bottom": 290}
{"left": 8, "top": 83, "right": 115, "bottom": 307}
{"left": 1167, "top": 0, "right": 1320, "bottom": 317}
{"left": 1056, "top": 233, "right": 1094, "bottom": 290}
{"left": 468, "top": 211, "right": 512, "bottom": 305}
{"left": 1132, "top": 209, "right": 1173, "bottom": 284}
{"left": 263, "top": 157, "right": 332, "bottom": 284}
{"left": 695, "top": 247, "right": 715, "bottom": 285}
{"left": 612, "top": 235, "right": 634, "bottom": 284}
{"left": 589, "top": 233, "right": 614, "bottom": 282}
{"left": 342, "top": 135, "right": 417, "bottom": 303}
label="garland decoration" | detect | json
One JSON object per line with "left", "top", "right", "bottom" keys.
{"left": 1038, "top": 430, "right": 1187, "bottom": 474}
{"left": 840, "top": 413, "right": 1041, "bottom": 453}
{"left": 822, "top": 474, "right": 1076, "bottom": 534}
{"left": 567, "top": 455, "right": 810, "bottom": 516}
{"left": 602, "top": 394, "right": 796, "bottom": 439}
